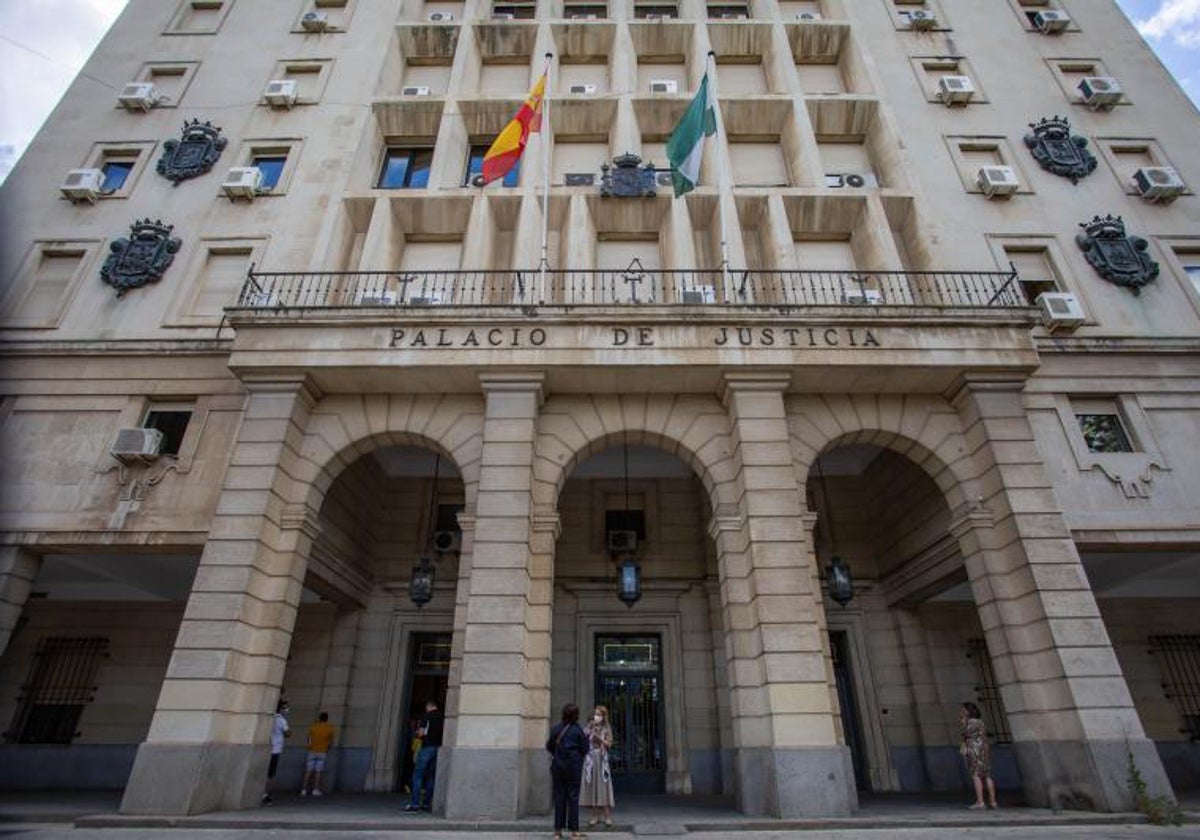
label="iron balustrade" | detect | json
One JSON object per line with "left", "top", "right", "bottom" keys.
{"left": 234, "top": 266, "right": 1028, "bottom": 311}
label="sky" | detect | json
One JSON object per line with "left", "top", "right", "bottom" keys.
{"left": 0, "top": 0, "right": 1198, "bottom": 184}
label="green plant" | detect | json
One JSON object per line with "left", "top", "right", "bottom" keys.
{"left": 1126, "top": 742, "right": 1183, "bottom": 826}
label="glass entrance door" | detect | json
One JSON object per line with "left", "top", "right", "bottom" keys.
{"left": 594, "top": 634, "right": 665, "bottom": 794}
{"left": 397, "top": 633, "right": 450, "bottom": 794}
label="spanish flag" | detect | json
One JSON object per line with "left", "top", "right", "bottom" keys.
{"left": 480, "top": 72, "right": 547, "bottom": 185}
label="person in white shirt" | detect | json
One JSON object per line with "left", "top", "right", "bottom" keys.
{"left": 262, "top": 699, "right": 290, "bottom": 804}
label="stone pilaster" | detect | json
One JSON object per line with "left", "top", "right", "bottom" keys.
{"left": 717, "top": 371, "right": 856, "bottom": 817}
{"left": 121, "top": 375, "right": 321, "bottom": 815}
{"left": 442, "top": 372, "right": 547, "bottom": 820}
{"left": 894, "top": 609, "right": 959, "bottom": 790}
{"left": 0, "top": 546, "right": 40, "bottom": 657}
{"left": 318, "top": 606, "right": 361, "bottom": 790}
{"left": 948, "top": 375, "right": 1174, "bottom": 811}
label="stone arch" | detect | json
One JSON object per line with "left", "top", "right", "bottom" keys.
{"left": 531, "top": 393, "right": 739, "bottom": 514}
{"left": 785, "top": 393, "right": 983, "bottom": 515}
{"left": 285, "top": 394, "right": 486, "bottom": 517}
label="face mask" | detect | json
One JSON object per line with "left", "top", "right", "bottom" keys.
{"left": 593, "top": 715, "right": 602, "bottom": 723}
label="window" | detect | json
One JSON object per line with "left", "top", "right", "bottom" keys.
{"left": 252, "top": 155, "right": 288, "bottom": 191}
{"left": 1001, "top": 245, "right": 1062, "bottom": 302}
{"left": 1076, "top": 414, "right": 1133, "bottom": 453}
{"left": 1149, "top": 635, "right": 1200, "bottom": 740}
{"left": 966, "top": 639, "right": 1011, "bottom": 743}
{"left": 378, "top": 148, "right": 433, "bottom": 188}
{"left": 708, "top": 3, "right": 750, "bottom": 19}
{"left": 492, "top": 1, "right": 536, "bottom": 18}
{"left": 267, "top": 59, "right": 335, "bottom": 104}
{"left": 0, "top": 241, "right": 98, "bottom": 327}
{"left": 167, "top": 0, "right": 229, "bottom": 34}
{"left": 144, "top": 408, "right": 193, "bottom": 456}
{"left": 169, "top": 237, "right": 267, "bottom": 325}
{"left": 101, "top": 160, "right": 134, "bottom": 193}
{"left": 564, "top": 3, "right": 606, "bottom": 18}
{"left": 5, "top": 637, "right": 109, "bottom": 745}
{"left": 136, "top": 62, "right": 200, "bottom": 107}
{"left": 634, "top": 3, "right": 677, "bottom": 17}
{"left": 1184, "top": 263, "right": 1200, "bottom": 296}
{"left": 466, "top": 145, "right": 520, "bottom": 187}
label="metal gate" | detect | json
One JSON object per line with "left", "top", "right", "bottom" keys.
{"left": 595, "top": 634, "right": 665, "bottom": 794}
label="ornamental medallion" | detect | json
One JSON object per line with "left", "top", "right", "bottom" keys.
{"left": 1023, "top": 116, "right": 1097, "bottom": 184}
{"left": 600, "top": 153, "right": 660, "bottom": 198}
{"left": 1075, "top": 215, "right": 1158, "bottom": 295}
{"left": 100, "top": 219, "right": 182, "bottom": 297}
{"left": 156, "top": 119, "right": 227, "bottom": 184}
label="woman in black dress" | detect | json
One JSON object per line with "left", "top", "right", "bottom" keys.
{"left": 546, "top": 703, "right": 589, "bottom": 839}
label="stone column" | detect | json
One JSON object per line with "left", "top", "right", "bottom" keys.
{"left": 442, "top": 372, "right": 549, "bottom": 820}
{"left": 121, "top": 375, "right": 321, "bottom": 815}
{"left": 0, "top": 546, "right": 40, "bottom": 657}
{"left": 949, "top": 375, "right": 1174, "bottom": 811}
{"left": 894, "top": 609, "right": 959, "bottom": 790}
{"left": 716, "top": 371, "right": 856, "bottom": 817}
{"left": 318, "top": 606, "right": 361, "bottom": 791}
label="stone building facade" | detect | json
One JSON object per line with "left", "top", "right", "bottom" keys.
{"left": 0, "top": 0, "right": 1197, "bottom": 820}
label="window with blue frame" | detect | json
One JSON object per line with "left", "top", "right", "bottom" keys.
{"left": 252, "top": 155, "right": 287, "bottom": 191}
{"left": 466, "top": 145, "right": 520, "bottom": 187}
{"left": 100, "top": 160, "right": 134, "bottom": 193}
{"left": 378, "top": 147, "right": 433, "bottom": 189}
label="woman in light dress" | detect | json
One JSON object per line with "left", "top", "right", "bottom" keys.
{"left": 959, "top": 702, "right": 998, "bottom": 810}
{"left": 581, "top": 704, "right": 615, "bottom": 828}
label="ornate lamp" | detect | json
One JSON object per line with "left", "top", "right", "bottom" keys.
{"left": 613, "top": 440, "right": 643, "bottom": 608}
{"left": 409, "top": 454, "right": 442, "bottom": 608}
{"left": 815, "top": 457, "right": 854, "bottom": 607}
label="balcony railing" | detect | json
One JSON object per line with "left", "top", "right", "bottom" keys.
{"left": 234, "top": 266, "right": 1027, "bottom": 311}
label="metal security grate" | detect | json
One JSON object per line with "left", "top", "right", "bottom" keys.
{"left": 5, "top": 637, "right": 109, "bottom": 745}
{"left": 1149, "top": 635, "right": 1200, "bottom": 740}
{"left": 967, "top": 638, "right": 1012, "bottom": 743}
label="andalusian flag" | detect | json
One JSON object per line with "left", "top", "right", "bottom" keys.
{"left": 481, "top": 72, "right": 547, "bottom": 185}
{"left": 665, "top": 73, "right": 716, "bottom": 198}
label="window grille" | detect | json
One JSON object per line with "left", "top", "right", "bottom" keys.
{"left": 966, "top": 637, "right": 1011, "bottom": 743}
{"left": 1149, "top": 634, "right": 1200, "bottom": 740}
{"left": 4, "top": 637, "right": 109, "bottom": 745}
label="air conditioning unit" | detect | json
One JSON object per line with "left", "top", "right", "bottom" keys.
{"left": 117, "top": 82, "right": 159, "bottom": 111}
{"left": 564, "top": 172, "right": 596, "bottom": 186}
{"left": 649, "top": 79, "right": 678, "bottom": 93}
{"left": 1077, "top": 76, "right": 1122, "bottom": 110}
{"left": 428, "top": 11, "right": 454, "bottom": 21}
{"left": 569, "top": 83, "right": 597, "bottom": 94}
{"left": 977, "top": 165, "right": 1019, "bottom": 198}
{"left": 301, "top": 11, "right": 329, "bottom": 31}
{"left": 796, "top": 12, "right": 822, "bottom": 20}
{"left": 264, "top": 79, "right": 299, "bottom": 108}
{"left": 825, "top": 172, "right": 877, "bottom": 189}
{"left": 654, "top": 170, "right": 674, "bottom": 187}
{"left": 111, "top": 427, "right": 165, "bottom": 464}
{"left": 60, "top": 168, "right": 105, "bottom": 203}
{"left": 433, "top": 530, "right": 461, "bottom": 553}
{"left": 356, "top": 289, "right": 398, "bottom": 305}
{"left": 842, "top": 288, "right": 884, "bottom": 305}
{"left": 1037, "top": 291, "right": 1085, "bottom": 332}
{"left": 1133, "top": 166, "right": 1185, "bottom": 202}
{"left": 681, "top": 286, "right": 716, "bottom": 304}
{"left": 937, "top": 75, "right": 974, "bottom": 104}
{"left": 645, "top": 12, "right": 673, "bottom": 19}
{"left": 409, "top": 294, "right": 443, "bottom": 305}
{"left": 569, "top": 13, "right": 599, "bottom": 19}
{"left": 491, "top": 12, "right": 515, "bottom": 19}
{"left": 247, "top": 291, "right": 280, "bottom": 307}
{"left": 222, "top": 166, "right": 263, "bottom": 199}
{"left": 1033, "top": 9, "right": 1070, "bottom": 33}
{"left": 720, "top": 12, "right": 748, "bottom": 19}
{"left": 905, "top": 9, "right": 936, "bottom": 30}
{"left": 402, "top": 85, "right": 432, "bottom": 96}
{"left": 607, "top": 530, "right": 638, "bottom": 553}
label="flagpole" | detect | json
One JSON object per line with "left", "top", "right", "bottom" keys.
{"left": 539, "top": 52, "right": 553, "bottom": 305}
{"left": 705, "top": 51, "right": 732, "bottom": 302}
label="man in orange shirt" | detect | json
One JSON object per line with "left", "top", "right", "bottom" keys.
{"left": 301, "top": 712, "right": 336, "bottom": 797}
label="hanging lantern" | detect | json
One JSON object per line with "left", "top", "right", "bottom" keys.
{"left": 410, "top": 553, "right": 436, "bottom": 608}
{"left": 617, "top": 554, "right": 642, "bottom": 608}
{"left": 826, "top": 555, "right": 854, "bottom": 607}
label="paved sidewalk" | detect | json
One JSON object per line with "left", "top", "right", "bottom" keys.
{"left": 0, "top": 791, "right": 1196, "bottom": 835}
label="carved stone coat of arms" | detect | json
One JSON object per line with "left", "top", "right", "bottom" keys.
{"left": 1076, "top": 215, "right": 1159, "bottom": 295}
{"left": 100, "top": 219, "right": 182, "bottom": 297}
{"left": 156, "top": 119, "right": 227, "bottom": 184}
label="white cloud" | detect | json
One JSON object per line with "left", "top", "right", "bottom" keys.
{"left": 1136, "top": 0, "right": 1200, "bottom": 47}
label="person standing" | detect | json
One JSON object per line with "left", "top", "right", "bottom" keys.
{"left": 301, "top": 711, "right": 336, "bottom": 797}
{"left": 262, "top": 699, "right": 290, "bottom": 804}
{"left": 546, "top": 703, "right": 588, "bottom": 840}
{"left": 959, "top": 702, "right": 999, "bottom": 810}
{"left": 581, "top": 705, "right": 615, "bottom": 828}
{"left": 404, "top": 699, "right": 443, "bottom": 812}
